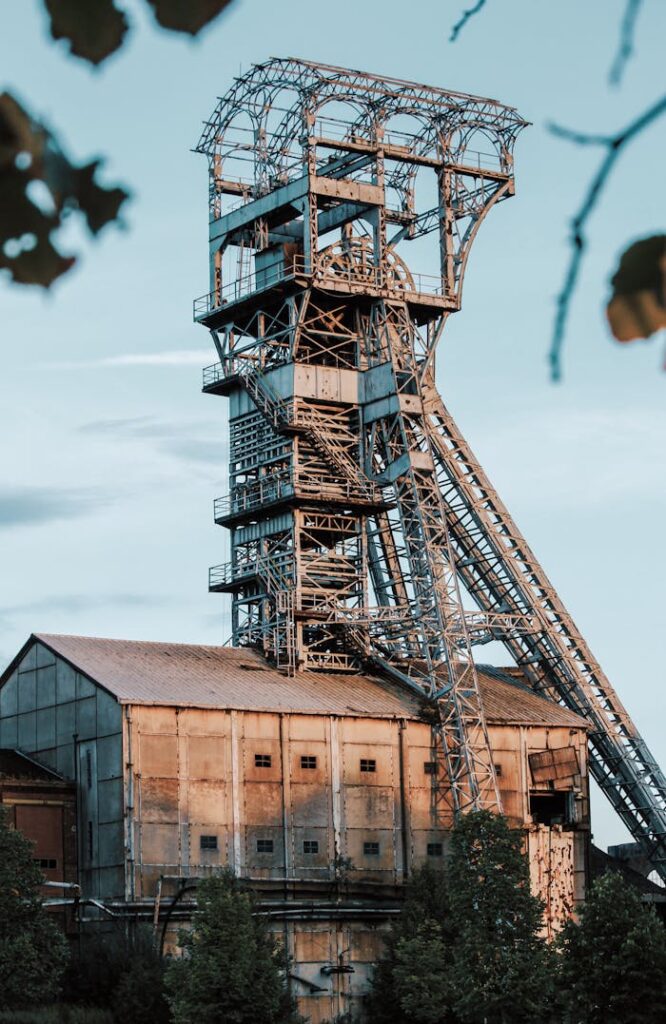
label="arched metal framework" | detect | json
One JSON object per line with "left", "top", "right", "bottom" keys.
{"left": 195, "top": 59, "right": 666, "bottom": 871}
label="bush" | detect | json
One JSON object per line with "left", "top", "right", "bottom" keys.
{"left": 0, "top": 808, "right": 69, "bottom": 1010}
{"left": 558, "top": 869, "right": 666, "bottom": 1024}
{"left": 63, "top": 924, "right": 169, "bottom": 1024}
{"left": 368, "top": 813, "right": 555, "bottom": 1024}
{"left": 165, "top": 871, "right": 301, "bottom": 1024}
{"left": 0, "top": 1008, "right": 113, "bottom": 1023}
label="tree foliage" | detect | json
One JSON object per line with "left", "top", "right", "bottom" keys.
{"left": 558, "top": 869, "right": 666, "bottom": 1024}
{"left": 366, "top": 862, "right": 454, "bottom": 1024}
{"left": 164, "top": 871, "right": 301, "bottom": 1024}
{"left": 368, "top": 813, "right": 554, "bottom": 1024}
{"left": 0, "top": 806, "right": 69, "bottom": 1010}
{"left": 447, "top": 811, "right": 554, "bottom": 1024}
{"left": 1, "top": 0, "right": 233, "bottom": 288}
{"left": 64, "top": 922, "right": 169, "bottom": 1024}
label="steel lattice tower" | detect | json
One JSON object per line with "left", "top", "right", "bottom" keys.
{"left": 195, "top": 59, "right": 666, "bottom": 864}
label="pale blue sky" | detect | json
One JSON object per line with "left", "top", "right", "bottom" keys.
{"left": 1, "top": 0, "right": 664, "bottom": 849}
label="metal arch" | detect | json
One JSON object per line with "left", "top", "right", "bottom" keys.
{"left": 198, "top": 57, "right": 528, "bottom": 186}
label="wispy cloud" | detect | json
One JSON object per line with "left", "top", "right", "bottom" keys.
{"left": 53, "top": 350, "right": 213, "bottom": 369}
{"left": 0, "top": 486, "right": 109, "bottom": 529}
{"left": 0, "top": 593, "right": 173, "bottom": 631}
{"left": 77, "top": 416, "right": 226, "bottom": 466}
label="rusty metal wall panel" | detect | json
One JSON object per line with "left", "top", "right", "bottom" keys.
{"left": 140, "top": 778, "right": 180, "bottom": 823}
{"left": 529, "top": 746, "right": 580, "bottom": 784}
{"left": 342, "top": 743, "right": 394, "bottom": 787}
{"left": 140, "top": 823, "right": 179, "bottom": 866}
{"left": 527, "top": 824, "right": 576, "bottom": 938}
{"left": 188, "top": 735, "right": 225, "bottom": 778}
{"left": 344, "top": 786, "right": 395, "bottom": 829}
{"left": 188, "top": 779, "right": 229, "bottom": 824}
{"left": 139, "top": 733, "right": 178, "bottom": 777}
{"left": 291, "top": 783, "right": 330, "bottom": 827}
{"left": 244, "top": 782, "right": 283, "bottom": 825}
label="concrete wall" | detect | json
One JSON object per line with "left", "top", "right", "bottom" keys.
{"left": 0, "top": 642, "right": 124, "bottom": 897}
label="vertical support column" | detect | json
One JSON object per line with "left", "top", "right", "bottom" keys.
{"left": 279, "top": 714, "right": 293, "bottom": 878}
{"left": 438, "top": 167, "right": 456, "bottom": 303}
{"left": 230, "top": 710, "right": 243, "bottom": 874}
{"left": 329, "top": 716, "right": 343, "bottom": 870}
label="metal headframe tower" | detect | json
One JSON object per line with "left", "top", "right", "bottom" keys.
{"left": 195, "top": 58, "right": 666, "bottom": 869}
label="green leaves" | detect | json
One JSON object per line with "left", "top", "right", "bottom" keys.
{"left": 558, "top": 870, "right": 666, "bottom": 1024}
{"left": 0, "top": 807, "right": 69, "bottom": 1010}
{"left": 0, "top": 91, "right": 129, "bottom": 286}
{"left": 164, "top": 871, "right": 302, "bottom": 1024}
{"left": 368, "top": 815, "right": 556, "bottom": 1024}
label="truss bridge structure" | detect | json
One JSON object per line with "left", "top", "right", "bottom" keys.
{"left": 195, "top": 58, "right": 666, "bottom": 873}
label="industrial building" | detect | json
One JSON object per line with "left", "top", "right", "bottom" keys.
{"left": 2, "top": 56, "right": 665, "bottom": 1023}
{"left": 0, "top": 633, "right": 589, "bottom": 1021}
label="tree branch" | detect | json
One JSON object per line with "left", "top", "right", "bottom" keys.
{"left": 450, "top": 0, "right": 487, "bottom": 43}
{"left": 609, "top": 0, "right": 643, "bottom": 86}
{"left": 548, "top": 94, "right": 666, "bottom": 380}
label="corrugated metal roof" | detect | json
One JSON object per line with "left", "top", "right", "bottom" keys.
{"left": 32, "top": 633, "right": 586, "bottom": 728}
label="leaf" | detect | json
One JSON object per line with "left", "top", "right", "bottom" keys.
{"left": 144, "top": 0, "right": 233, "bottom": 35}
{"left": 606, "top": 234, "right": 666, "bottom": 344}
{"left": 0, "top": 91, "right": 129, "bottom": 287}
{"left": 69, "top": 160, "right": 129, "bottom": 234}
{"left": 42, "top": 0, "right": 129, "bottom": 65}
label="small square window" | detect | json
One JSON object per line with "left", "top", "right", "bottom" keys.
{"left": 200, "top": 835, "right": 218, "bottom": 851}
{"left": 427, "top": 842, "right": 443, "bottom": 857}
{"left": 360, "top": 758, "right": 376, "bottom": 773}
{"left": 255, "top": 753, "right": 272, "bottom": 768}
{"left": 256, "top": 839, "right": 274, "bottom": 854}
{"left": 363, "top": 841, "right": 380, "bottom": 856}
{"left": 303, "top": 840, "right": 319, "bottom": 854}
{"left": 300, "top": 755, "right": 317, "bottom": 769}
{"left": 424, "top": 761, "right": 437, "bottom": 775}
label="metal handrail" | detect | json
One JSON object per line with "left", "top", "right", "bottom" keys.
{"left": 193, "top": 252, "right": 444, "bottom": 319}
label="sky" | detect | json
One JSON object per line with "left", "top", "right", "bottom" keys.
{"left": 0, "top": 0, "right": 664, "bottom": 851}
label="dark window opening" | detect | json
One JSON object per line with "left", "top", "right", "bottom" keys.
{"left": 427, "top": 842, "right": 443, "bottom": 857}
{"left": 530, "top": 791, "right": 569, "bottom": 826}
{"left": 300, "top": 755, "right": 317, "bottom": 769}
{"left": 303, "top": 840, "right": 319, "bottom": 854}
{"left": 360, "top": 758, "right": 376, "bottom": 773}
{"left": 363, "top": 841, "right": 380, "bottom": 856}
{"left": 255, "top": 754, "right": 272, "bottom": 768}
{"left": 256, "top": 839, "right": 274, "bottom": 853}
{"left": 424, "top": 761, "right": 437, "bottom": 775}
{"left": 200, "top": 835, "right": 218, "bottom": 851}
{"left": 495, "top": 763, "right": 503, "bottom": 777}
{"left": 85, "top": 750, "right": 93, "bottom": 788}
{"left": 87, "top": 821, "right": 93, "bottom": 860}
{"left": 34, "top": 858, "right": 57, "bottom": 870}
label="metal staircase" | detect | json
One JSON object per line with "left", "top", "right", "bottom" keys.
{"left": 423, "top": 382, "right": 666, "bottom": 875}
